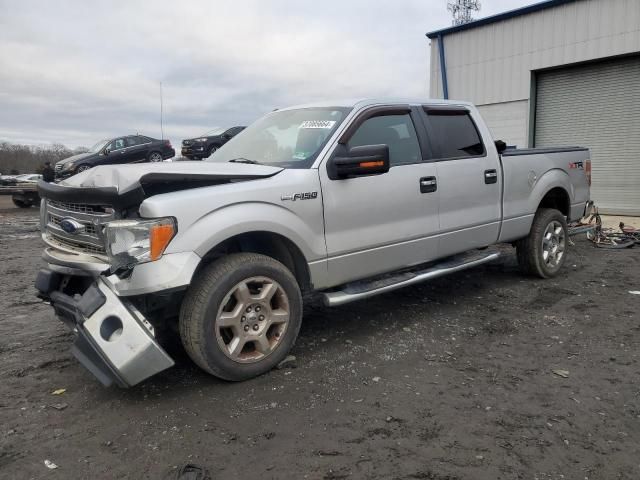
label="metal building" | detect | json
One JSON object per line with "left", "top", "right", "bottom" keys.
{"left": 427, "top": 0, "right": 640, "bottom": 215}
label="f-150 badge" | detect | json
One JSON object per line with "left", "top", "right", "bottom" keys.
{"left": 281, "top": 192, "right": 318, "bottom": 201}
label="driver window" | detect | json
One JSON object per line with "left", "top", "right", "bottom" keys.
{"left": 109, "top": 138, "right": 126, "bottom": 151}
{"left": 348, "top": 114, "right": 421, "bottom": 166}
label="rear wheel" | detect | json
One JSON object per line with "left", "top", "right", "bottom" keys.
{"left": 516, "top": 208, "right": 568, "bottom": 278}
{"left": 179, "top": 253, "right": 302, "bottom": 381}
{"left": 148, "top": 151, "right": 163, "bottom": 162}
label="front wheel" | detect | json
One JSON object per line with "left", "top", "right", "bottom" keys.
{"left": 12, "top": 197, "right": 31, "bottom": 208}
{"left": 206, "top": 145, "right": 218, "bottom": 158}
{"left": 516, "top": 208, "right": 568, "bottom": 278}
{"left": 179, "top": 253, "right": 302, "bottom": 381}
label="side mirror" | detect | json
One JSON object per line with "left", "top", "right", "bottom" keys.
{"left": 495, "top": 140, "right": 507, "bottom": 154}
{"left": 103, "top": 148, "right": 111, "bottom": 155}
{"left": 327, "top": 144, "right": 390, "bottom": 180}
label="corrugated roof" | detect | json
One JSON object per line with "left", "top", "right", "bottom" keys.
{"left": 426, "top": 0, "right": 579, "bottom": 39}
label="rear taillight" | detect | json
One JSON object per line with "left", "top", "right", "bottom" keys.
{"left": 585, "top": 159, "right": 591, "bottom": 186}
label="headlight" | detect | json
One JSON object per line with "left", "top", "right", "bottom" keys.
{"left": 196, "top": 137, "right": 208, "bottom": 142}
{"left": 104, "top": 217, "right": 176, "bottom": 270}
{"left": 61, "top": 162, "right": 75, "bottom": 171}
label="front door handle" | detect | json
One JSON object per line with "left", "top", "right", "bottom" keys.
{"left": 420, "top": 176, "right": 437, "bottom": 193}
{"left": 484, "top": 169, "right": 498, "bottom": 184}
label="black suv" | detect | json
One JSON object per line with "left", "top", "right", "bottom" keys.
{"left": 55, "top": 135, "right": 175, "bottom": 180}
{"left": 181, "top": 126, "right": 245, "bottom": 160}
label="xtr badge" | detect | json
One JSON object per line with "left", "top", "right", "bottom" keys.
{"left": 281, "top": 192, "right": 318, "bottom": 202}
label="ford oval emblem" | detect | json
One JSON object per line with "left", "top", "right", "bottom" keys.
{"left": 59, "top": 218, "right": 85, "bottom": 234}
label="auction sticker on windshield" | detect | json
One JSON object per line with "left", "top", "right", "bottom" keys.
{"left": 299, "top": 120, "right": 336, "bottom": 129}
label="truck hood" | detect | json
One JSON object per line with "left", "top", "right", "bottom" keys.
{"left": 40, "top": 162, "right": 283, "bottom": 209}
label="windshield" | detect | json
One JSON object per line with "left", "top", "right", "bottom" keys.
{"left": 200, "top": 127, "right": 226, "bottom": 137}
{"left": 88, "top": 139, "right": 109, "bottom": 153}
{"left": 207, "top": 107, "right": 351, "bottom": 168}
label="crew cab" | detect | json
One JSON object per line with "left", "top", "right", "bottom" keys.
{"left": 55, "top": 135, "right": 175, "bottom": 180}
{"left": 181, "top": 126, "right": 245, "bottom": 160}
{"left": 35, "top": 99, "right": 590, "bottom": 387}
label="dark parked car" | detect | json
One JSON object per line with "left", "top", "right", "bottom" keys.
{"left": 181, "top": 126, "right": 245, "bottom": 160}
{"left": 55, "top": 135, "right": 175, "bottom": 180}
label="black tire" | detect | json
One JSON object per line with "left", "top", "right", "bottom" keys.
{"left": 516, "top": 208, "right": 568, "bottom": 278}
{"left": 206, "top": 145, "right": 218, "bottom": 158}
{"left": 179, "top": 253, "right": 303, "bottom": 381}
{"left": 148, "top": 151, "right": 163, "bottom": 162}
{"left": 12, "top": 198, "right": 31, "bottom": 208}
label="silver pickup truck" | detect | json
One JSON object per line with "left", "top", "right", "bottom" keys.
{"left": 35, "top": 99, "right": 590, "bottom": 387}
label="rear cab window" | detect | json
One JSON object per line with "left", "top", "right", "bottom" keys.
{"left": 422, "top": 107, "right": 485, "bottom": 160}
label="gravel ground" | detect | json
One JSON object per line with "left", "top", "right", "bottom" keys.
{"left": 1, "top": 196, "right": 639, "bottom": 480}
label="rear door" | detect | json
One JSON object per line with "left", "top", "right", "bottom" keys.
{"left": 126, "top": 136, "right": 150, "bottom": 162}
{"left": 320, "top": 106, "right": 440, "bottom": 287}
{"left": 421, "top": 106, "right": 502, "bottom": 256}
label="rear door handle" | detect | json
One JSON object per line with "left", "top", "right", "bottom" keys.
{"left": 484, "top": 169, "right": 498, "bottom": 184}
{"left": 420, "top": 176, "right": 437, "bottom": 193}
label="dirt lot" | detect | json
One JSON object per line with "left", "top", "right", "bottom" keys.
{"left": 1, "top": 195, "right": 639, "bottom": 480}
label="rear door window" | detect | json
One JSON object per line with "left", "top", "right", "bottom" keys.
{"left": 423, "top": 109, "right": 485, "bottom": 159}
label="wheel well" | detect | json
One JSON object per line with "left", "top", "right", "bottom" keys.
{"left": 538, "top": 187, "right": 570, "bottom": 217}
{"left": 197, "top": 232, "right": 311, "bottom": 292}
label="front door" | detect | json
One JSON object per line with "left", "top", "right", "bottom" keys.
{"left": 105, "top": 137, "right": 134, "bottom": 164}
{"left": 320, "top": 108, "right": 440, "bottom": 287}
{"left": 421, "top": 106, "right": 502, "bottom": 256}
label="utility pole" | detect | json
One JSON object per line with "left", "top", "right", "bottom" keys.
{"left": 159, "top": 81, "right": 164, "bottom": 140}
{"left": 447, "top": 0, "right": 481, "bottom": 26}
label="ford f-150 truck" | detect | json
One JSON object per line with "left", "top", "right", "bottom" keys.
{"left": 35, "top": 99, "right": 590, "bottom": 387}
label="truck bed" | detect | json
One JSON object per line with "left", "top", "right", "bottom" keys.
{"left": 498, "top": 146, "right": 591, "bottom": 243}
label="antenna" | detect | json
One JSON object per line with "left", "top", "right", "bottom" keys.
{"left": 159, "top": 81, "right": 164, "bottom": 140}
{"left": 447, "top": 0, "right": 481, "bottom": 26}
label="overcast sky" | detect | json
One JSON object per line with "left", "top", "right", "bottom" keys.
{"left": 0, "top": 0, "right": 531, "bottom": 149}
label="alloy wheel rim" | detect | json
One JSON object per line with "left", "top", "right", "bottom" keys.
{"left": 215, "top": 276, "right": 290, "bottom": 363}
{"left": 150, "top": 153, "right": 162, "bottom": 162}
{"left": 541, "top": 220, "right": 565, "bottom": 268}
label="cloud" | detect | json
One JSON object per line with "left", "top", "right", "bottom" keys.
{"left": 0, "top": 0, "right": 531, "bottom": 148}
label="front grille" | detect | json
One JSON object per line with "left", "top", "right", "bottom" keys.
{"left": 43, "top": 199, "right": 118, "bottom": 258}
{"left": 46, "top": 233, "right": 106, "bottom": 255}
{"left": 49, "top": 214, "right": 98, "bottom": 235}
{"left": 48, "top": 200, "right": 113, "bottom": 215}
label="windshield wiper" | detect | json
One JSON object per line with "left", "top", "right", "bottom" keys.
{"left": 228, "top": 158, "right": 261, "bottom": 165}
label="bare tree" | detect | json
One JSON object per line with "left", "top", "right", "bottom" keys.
{"left": 0, "top": 141, "right": 87, "bottom": 174}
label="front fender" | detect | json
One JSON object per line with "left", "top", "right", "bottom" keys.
{"left": 166, "top": 202, "right": 326, "bottom": 263}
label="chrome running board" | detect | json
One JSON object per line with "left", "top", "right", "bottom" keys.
{"left": 322, "top": 249, "right": 501, "bottom": 307}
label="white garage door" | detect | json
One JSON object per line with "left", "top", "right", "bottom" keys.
{"left": 535, "top": 55, "right": 640, "bottom": 215}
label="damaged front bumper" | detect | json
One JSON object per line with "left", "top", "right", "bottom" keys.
{"left": 35, "top": 268, "right": 174, "bottom": 387}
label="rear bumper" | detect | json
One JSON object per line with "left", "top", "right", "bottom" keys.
{"left": 35, "top": 268, "right": 174, "bottom": 387}
{"left": 164, "top": 147, "right": 176, "bottom": 159}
